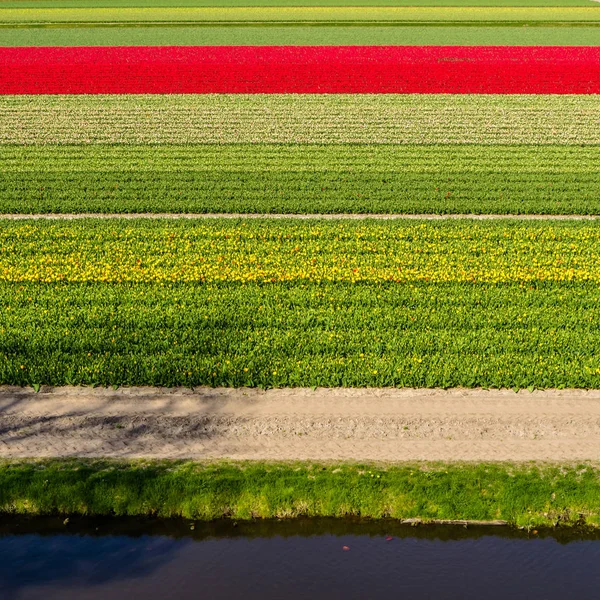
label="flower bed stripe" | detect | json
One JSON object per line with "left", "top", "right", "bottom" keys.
{"left": 2, "top": 6, "right": 600, "bottom": 24}
{"left": 3, "top": 144, "right": 599, "bottom": 216}
{"left": 2, "top": 219, "right": 600, "bottom": 284}
{"left": 3, "top": 220, "right": 600, "bottom": 389}
{"left": 3, "top": 25, "right": 600, "bottom": 48}
{"left": 2, "top": 46, "right": 600, "bottom": 94}
{"left": 3, "top": 94, "right": 599, "bottom": 145}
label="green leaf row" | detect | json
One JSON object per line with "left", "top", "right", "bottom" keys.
{"left": 2, "top": 6, "right": 598, "bottom": 24}
{"left": 2, "top": 144, "right": 599, "bottom": 215}
{"left": 2, "top": 0, "right": 595, "bottom": 8}
{"left": 4, "top": 25, "right": 600, "bottom": 47}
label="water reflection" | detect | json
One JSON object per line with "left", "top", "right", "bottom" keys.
{"left": 1, "top": 517, "right": 600, "bottom": 600}
{"left": 0, "top": 531, "right": 184, "bottom": 600}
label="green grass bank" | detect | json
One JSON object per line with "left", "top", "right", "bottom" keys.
{"left": 1, "top": 460, "right": 600, "bottom": 529}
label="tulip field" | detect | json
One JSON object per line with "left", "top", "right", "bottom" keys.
{"left": 1, "top": 0, "right": 600, "bottom": 390}
{"left": 3, "top": 219, "right": 600, "bottom": 388}
{"left": 2, "top": 94, "right": 600, "bottom": 215}
{"left": 5, "top": 144, "right": 600, "bottom": 215}
{"left": 4, "top": 46, "right": 600, "bottom": 94}
{"left": 3, "top": 216, "right": 600, "bottom": 388}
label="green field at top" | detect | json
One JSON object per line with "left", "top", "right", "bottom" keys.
{"left": 0, "top": 0, "right": 597, "bottom": 7}
{"left": 3, "top": 24, "right": 600, "bottom": 45}
{"left": 1, "top": 6, "right": 598, "bottom": 23}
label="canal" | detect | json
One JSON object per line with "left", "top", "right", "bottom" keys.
{"left": 1, "top": 517, "right": 599, "bottom": 599}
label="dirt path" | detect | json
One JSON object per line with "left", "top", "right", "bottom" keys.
{"left": 0, "top": 213, "right": 598, "bottom": 221}
{"left": 2, "top": 386, "right": 600, "bottom": 462}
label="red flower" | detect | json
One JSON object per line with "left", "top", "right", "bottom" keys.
{"left": 2, "top": 46, "right": 599, "bottom": 95}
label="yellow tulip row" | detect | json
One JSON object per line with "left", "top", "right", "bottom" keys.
{"left": 1, "top": 219, "right": 599, "bottom": 284}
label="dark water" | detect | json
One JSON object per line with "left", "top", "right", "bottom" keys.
{"left": 1, "top": 517, "right": 600, "bottom": 600}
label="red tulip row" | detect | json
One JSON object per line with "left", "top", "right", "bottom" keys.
{"left": 2, "top": 45, "right": 600, "bottom": 94}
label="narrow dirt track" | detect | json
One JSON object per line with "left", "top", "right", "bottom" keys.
{"left": 2, "top": 386, "right": 600, "bottom": 462}
{"left": 0, "top": 213, "right": 598, "bottom": 221}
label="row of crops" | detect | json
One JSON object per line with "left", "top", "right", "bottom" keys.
{"left": 1, "top": 0, "right": 600, "bottom": 390}
{"left": 5, "top": 219, "right": 600, "bottom": 284}
{"left": 1, "top": 94, "right": 599, "bottom": 215}
{"left": 4, "top": 46, "right": 600, "bottom": 94}
{"left": 1, "top": 0, "right": 597, "bottom": 6}
{"left": 3, "top": 6, "right": 600, "bottom": 21}
{"left": 4, "top": 94, "right": 599, "bottom": 145}
{"left": 4, "top": 147, "right": 599, "bottom": 215}
{"left": 5, "top": 26, "right": 600, "bottom": 47}
{"left": 1, "top": 219, "right": 600, "bottom": 388}
{"left": 3, "top": 0, "right": 600, "bottom": 47}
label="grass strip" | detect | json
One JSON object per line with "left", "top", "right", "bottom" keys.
{"left": 2, "top": 219, "right": 600, "bottom": 389}
{"left": 2, "top": 144, "right": 599, "bottom": 215}
{"left": 3, "top": 95, "right": 599, "bottom": 146}
{"left": 1, "top": 459, "right": 599, "bottom": 528}
{"left": 3, "top": 25, "right": 600, "bottom": 46}
{"left": 1, "top": 7, "right": 599, "bottom": 24}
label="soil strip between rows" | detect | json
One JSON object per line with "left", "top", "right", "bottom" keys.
{"left": 0, "top": 213, "right": 598, "bottom": 221}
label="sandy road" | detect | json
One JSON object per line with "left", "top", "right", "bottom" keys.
{"left": 2, "top": 386, "right": 600, "bottom": 462}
